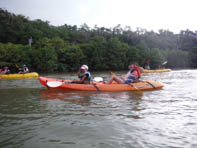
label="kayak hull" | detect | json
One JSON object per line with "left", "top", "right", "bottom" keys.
{"left": 0, "top": 72, "right": 39, "bottom": 79}
{"left": 39, "top": 77, "right": 163, "bottom": 92}
{"left": 143, "top": 69, "right": 171, "bottom": 73}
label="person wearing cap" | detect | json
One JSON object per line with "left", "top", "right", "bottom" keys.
{"left": 23, "top": 65, "right": 29, "bottom": 73}
{"left": 18, "top": 64, "right": 29, "bottom": 73}
{"left": 107, "top": 62, "right": 141, "bottom": 84}
{"left": 71, "top": 65, "right": 92, "bottom": 84}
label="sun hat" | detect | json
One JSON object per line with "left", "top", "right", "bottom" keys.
{"left": 80, "top": 65, "right": 88, "bottom": 70}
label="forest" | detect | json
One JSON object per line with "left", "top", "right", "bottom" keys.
{"left": 0, "top": 8, "right": 197, "bottom": 73}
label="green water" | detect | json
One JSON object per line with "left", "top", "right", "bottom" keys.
{"left": 0, "top": 70, "right": 197, "bottom": 148}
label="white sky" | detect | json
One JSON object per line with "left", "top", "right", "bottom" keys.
{"left": 0, "top": 0, "right": 197, "bottom": 33}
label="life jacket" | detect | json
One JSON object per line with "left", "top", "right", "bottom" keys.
{"left": 134, "top": 65, "right": 141, "bottom": 78}
{"left": 79, "top": 72, "right": 91, "bottom": 82}
{"left": 127, "top": 65, "right": 141, "bottom": 79}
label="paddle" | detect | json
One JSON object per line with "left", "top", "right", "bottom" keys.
{"left": 162, "top": 61, "right": 168, "bottom": 65}
{"left": 47, "top": 77, "right": 104, "bottom": 88}
{"left": 47, "top": 81, "right": 64, "bottom": 87}
{"left": 46, "top": 80, "right": 72, "bottom": 88}
{"left": 46, "top": 79, "right": 102, "bottom": 91}
{"left": 142, "top": 80, "right": 156, "bottom": 89}
{"left": 128, "top": 83, "right": 140, "bottom": 91}
{"left": 93, "top": 77, "right": 103, "bottom": 82}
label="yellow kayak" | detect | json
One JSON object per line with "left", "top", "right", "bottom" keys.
{"left": 0, "top": 72, "right": 39, "bottom": 79}
{"left": 142, "top": 69, "right": 171, "bottom": 73}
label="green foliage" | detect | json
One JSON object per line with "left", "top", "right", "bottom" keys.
{"left": 126, "top": 46, "right": 141, "bottom": 65}
{"left": 149, "top": 48, "right": 165, "bottom": 69}
{"left": 189, "top": 47, "right": 197, "bottom": 68}
{"left": 166, "top": 49, "right": 189, "bottom": 69}
{"left": 30, "top": 48, "right": 57, "bottom": 72}
{"left": 50, "top": 37, "right": 65, "bottom": 50}
{"left": 0, "top": 43, "right": 25, "bottom": 64}
{"left": 34, "top": 37, "right": 52, "bottom": 49}
{"left": 105, "top": 37, "right": 127, "bottom": 70}
{"left": 63, "top": 45, "right": 85, "bottom": 71}
{"left": 80, "top": 36, "right": 108, "bottom": 70}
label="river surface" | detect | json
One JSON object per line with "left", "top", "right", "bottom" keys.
{"left": 0, "top": 70, "right": 197, "bottom": 148}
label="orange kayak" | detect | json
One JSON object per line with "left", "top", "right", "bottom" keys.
{"left": 38, "top": 77, "right": 163, "bottom": 92}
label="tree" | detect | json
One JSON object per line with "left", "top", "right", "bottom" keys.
{"left": 126, "top": 46, "right": 140, "bottom": 65}
{"left": 166, "top": 49, "right": 189, "bottom": 69}
{"left": 105, "top": 37, "right": 127, "bottom": 70}
{"left": 1, "top": 8, "right": 196, "bottom": 72}
{"left": 30, "top": 48, "right": 57, "bottom": 72}
{"left": 80, "top": 36, "right": 108, "bottom": 70}
{"left": 60, "top": 45, "right": 85, "bottom": 71}
{"left": 50, "top": 37, "right": 65, "bottom": 50}
{"left": 149, "top": 48, "right": 165, "bottom": 69}
{"left": 189, "top": 47, "right": 197, "bottom": 68}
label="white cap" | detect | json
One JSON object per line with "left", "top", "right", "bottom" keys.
{"left": 80, "top": 65, "right": 88, "bottom": 70}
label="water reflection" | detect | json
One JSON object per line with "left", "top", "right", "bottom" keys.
{"left": 39, "top": 89, "right": 145, "bottom": 121}
{"left": 40, "top": 89, "right": 93, "bottom": 105}
{"left": 7, "top": 70, "right": 197, "bottom": 148}
{"left": 40, "top": 89, "right": 144, "bottom": 103}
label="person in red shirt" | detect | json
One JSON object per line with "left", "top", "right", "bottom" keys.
{"left": 145, "top": 59, "right": 150, "bottom": 69}
{"left": 107, "top": 62, "right": 141, "bottom": 84}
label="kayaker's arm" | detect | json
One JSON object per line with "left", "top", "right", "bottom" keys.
{"left": 79, "top": 74, "right": 88, "bottom": 83}
{"left": 72, "top": 74, "right": 88, "bottom": 84}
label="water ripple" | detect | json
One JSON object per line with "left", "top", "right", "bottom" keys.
{"left": 1, "top": 70, "right": 197, "bottom": 148}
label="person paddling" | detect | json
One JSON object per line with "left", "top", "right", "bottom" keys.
{"left": 71, "top": 65, "right": 92, "bottom": 84}
{"left": 107, "top": 62, "right": 141, "bottom": 84}
{"left": 18, "top": 64, "right": 29, "bottom": 74}
{"left": 0, "top": 66, "right": 10, "bottom": 74}
{"left": 145, "top": 59, "right": 150, "bottom": 70}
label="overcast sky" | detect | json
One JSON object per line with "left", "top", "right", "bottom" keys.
{"left": 0, "top": 0, "right": 197, "bottom": 33}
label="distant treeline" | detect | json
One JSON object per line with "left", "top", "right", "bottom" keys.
{"left": 0, "top": 8, "right": 197, "bottom": 72}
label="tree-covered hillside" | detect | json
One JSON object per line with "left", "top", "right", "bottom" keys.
{"left": 0, "top": 8, "right": 197, "bottom": 72}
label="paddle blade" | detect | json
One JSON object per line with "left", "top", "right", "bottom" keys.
{"left": 93, "top": 77, "right": 103, "bottom": 82}
{"left": 162, "top": 61, "right": 168, "bottom": 65}
{"left": 47, "top": 81, "right": 62, "bottom": 87}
